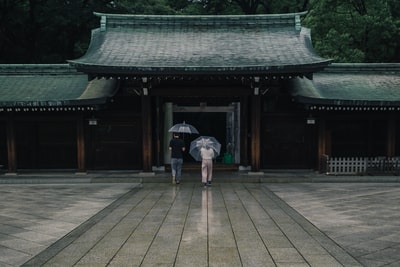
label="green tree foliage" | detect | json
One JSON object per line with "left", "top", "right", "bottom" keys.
{"left": 0, "top": 0, "right": 118, "bottom": 63}
{"left": 114, "top": 0, "right": 176, "bottom": 14}
{"left": 240, "top": 0, "right": 308, "bottom": 14}
{"left": 117, "top": 0, "right": 243, "bottom": 15}
{"left": 304, "top": 0, "right": 400, "bottom": 62}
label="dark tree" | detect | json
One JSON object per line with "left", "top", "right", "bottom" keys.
{"left": 0, "top": 0, "right": 118, "bottom": 63}
{"left": 304, "top": 0, "right": 400, "bottom": 62}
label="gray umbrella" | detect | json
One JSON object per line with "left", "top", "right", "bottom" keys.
{"left": 168, "top": 121, "right": 199, "bottom": 134}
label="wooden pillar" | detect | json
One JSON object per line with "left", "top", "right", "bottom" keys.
{"left": 317, "top": 116, "right": 327, "bottom": 171}
{"left": 387, "top": 115, "right": 396, "bottom": 157}
{"left": 250, "top": 94, "right": 261, "bottom": 171}
{"left": 6, "top": 115, "right": 17, "bottom": 173}
{"left": 240, "top": 96, "right": 248, "bottom": 167}
{"left": 76, "top": 115, "right": 86, "bottom": 173}
{"left": 155, "top": 97, "right": 161, "bottom": 167}
{"left": 164, "top": 102, "right": 173, "bottom": 165}
{"left": 142, "top": 91, "right": 152, "bottom": 172}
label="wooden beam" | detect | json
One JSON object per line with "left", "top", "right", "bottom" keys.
{"left": 151, "top": 86, "right": 251, "bottom": 97}
{"left": 173, "top": 106, "right": 235, "bottom": 113}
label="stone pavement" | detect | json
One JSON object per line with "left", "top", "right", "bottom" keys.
{"left": 268, "top": 183, "right": 400, "bottom": 267}
{"left": 0, "top": 183, "right": 140, "bottom": 267}
{"left": 0, "top": 177, "right": 398, "bottom": 266}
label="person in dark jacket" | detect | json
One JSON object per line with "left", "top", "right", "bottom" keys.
{"left": 169, "top": 133, "right": 185, "bottom": 184}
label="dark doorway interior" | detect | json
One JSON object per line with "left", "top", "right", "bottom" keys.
{"left": 173, "top": 112, "right": 227, "bottom": 163}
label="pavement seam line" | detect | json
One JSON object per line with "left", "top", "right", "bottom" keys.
{"left": 260, "top": 185, "right": 363, "bottom": 266}
{"left": 235, "top": 185, "right": 279, "bottom": 264}
{"left": 106, "top": 187, "right": 166, "bottom": 266}
{"left": 173, "top": 184, "right": 196, "bottom": 266}
{"left": 20, "top": 185, "right": 142, "bottom": 267}
{"left": 74, "top": 187, "right": 154, "bottom": 266}
{"left": 220, "top": 184, "right": 260, "bottom": 266}
{"left": 246, "top": 184, "right": 310, "bottom": 264}
{"left": 138, "top": 184, "right": 179, "bottom": 266}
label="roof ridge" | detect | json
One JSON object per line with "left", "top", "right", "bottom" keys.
{"left": 93, "top": 12, "right": 307, "bottom": 20}
{"left": 94, "top": 12, "right": 307, "bottom": 30}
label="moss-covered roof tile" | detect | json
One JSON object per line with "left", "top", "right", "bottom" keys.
{"left": 0, "top": 65, "right": 117, "bottom": 110}
{"left": 69, "top": 13, "right": 331, "bottom": 75}
{"left": 290, "top": 63, "right": 400, "bottom": 108}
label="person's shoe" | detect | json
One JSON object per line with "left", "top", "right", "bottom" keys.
{"left": 172, "top": 176, "right": 176, "bottom": 184}
{"left": 176, "top": 180, "right": 180, "bottom": 185}
{"left": 207, "top": 181, "right": 212, "bottom": 186}
{"left": 203, "top": 183, "right": 207, "bottom": 188}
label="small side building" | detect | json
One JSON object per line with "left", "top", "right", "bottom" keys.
{"left": 291, "top": 63, "right": 400, "bottom": 174}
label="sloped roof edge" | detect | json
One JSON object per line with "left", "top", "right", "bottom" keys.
{"left": 0, "top": 65, "right": 119, "bottom": 111}
{"left": 77, "top": 78, "right": 119, "bottom": 103}
{"left": 290, "top": 63, "right": 400, "bottom": 109}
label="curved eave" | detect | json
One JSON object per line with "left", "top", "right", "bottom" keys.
{"left": 68, "top": 61, "right": 332, "bottom": 77}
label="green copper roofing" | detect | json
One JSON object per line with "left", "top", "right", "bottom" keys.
{"left": 290, "top": 63, "right": 400, "bottom": 109}
{"left": 0, "top": 65, "right": 118, "bottom": 111}
{"left": 69, "top": 12, "right": 331, "bottom": 76}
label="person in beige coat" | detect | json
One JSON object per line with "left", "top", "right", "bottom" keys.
{"left": 200, "top": 146, "right": 214, "bottom": 187}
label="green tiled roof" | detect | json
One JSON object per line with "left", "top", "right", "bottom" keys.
{"left": 68, "top": 12, "right": 331, "bottom": 75}
{"left": 0, "top": 65, "right": 117, "bottom": 111}
{"left": 290, "top": 63, "right": 400, "bottom": 110}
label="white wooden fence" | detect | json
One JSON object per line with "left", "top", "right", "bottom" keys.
{"left": 321, "top": 155, "right": 400, "bottom": 175}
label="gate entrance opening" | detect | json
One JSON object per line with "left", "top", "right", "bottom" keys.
{"left": 165, "top": 103, "right": 240, "bottom": 166}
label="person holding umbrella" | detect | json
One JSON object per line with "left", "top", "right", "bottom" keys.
{"left": 189, "top": 136, "right": 221, "bottom": 187}
{"left": 201, "top": 145, "right": 215, "bottom": 187}
{"left": 169, "top": 133, "right": 185, "bottom": 184}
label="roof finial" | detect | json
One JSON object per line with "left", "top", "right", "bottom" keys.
{"left": 100, "top": 15, "right": 107, "bottom": 31}
{"left": 295, "top": 14, "right": 301, "bottom": 31}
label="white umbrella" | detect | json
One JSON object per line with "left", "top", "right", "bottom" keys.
{"left": 189, "top": 136, "right": 221, "bottom": 161}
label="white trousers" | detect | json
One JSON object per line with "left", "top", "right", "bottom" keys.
{"left": 201, "top": 159, "right": 213, "bottom": 183}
